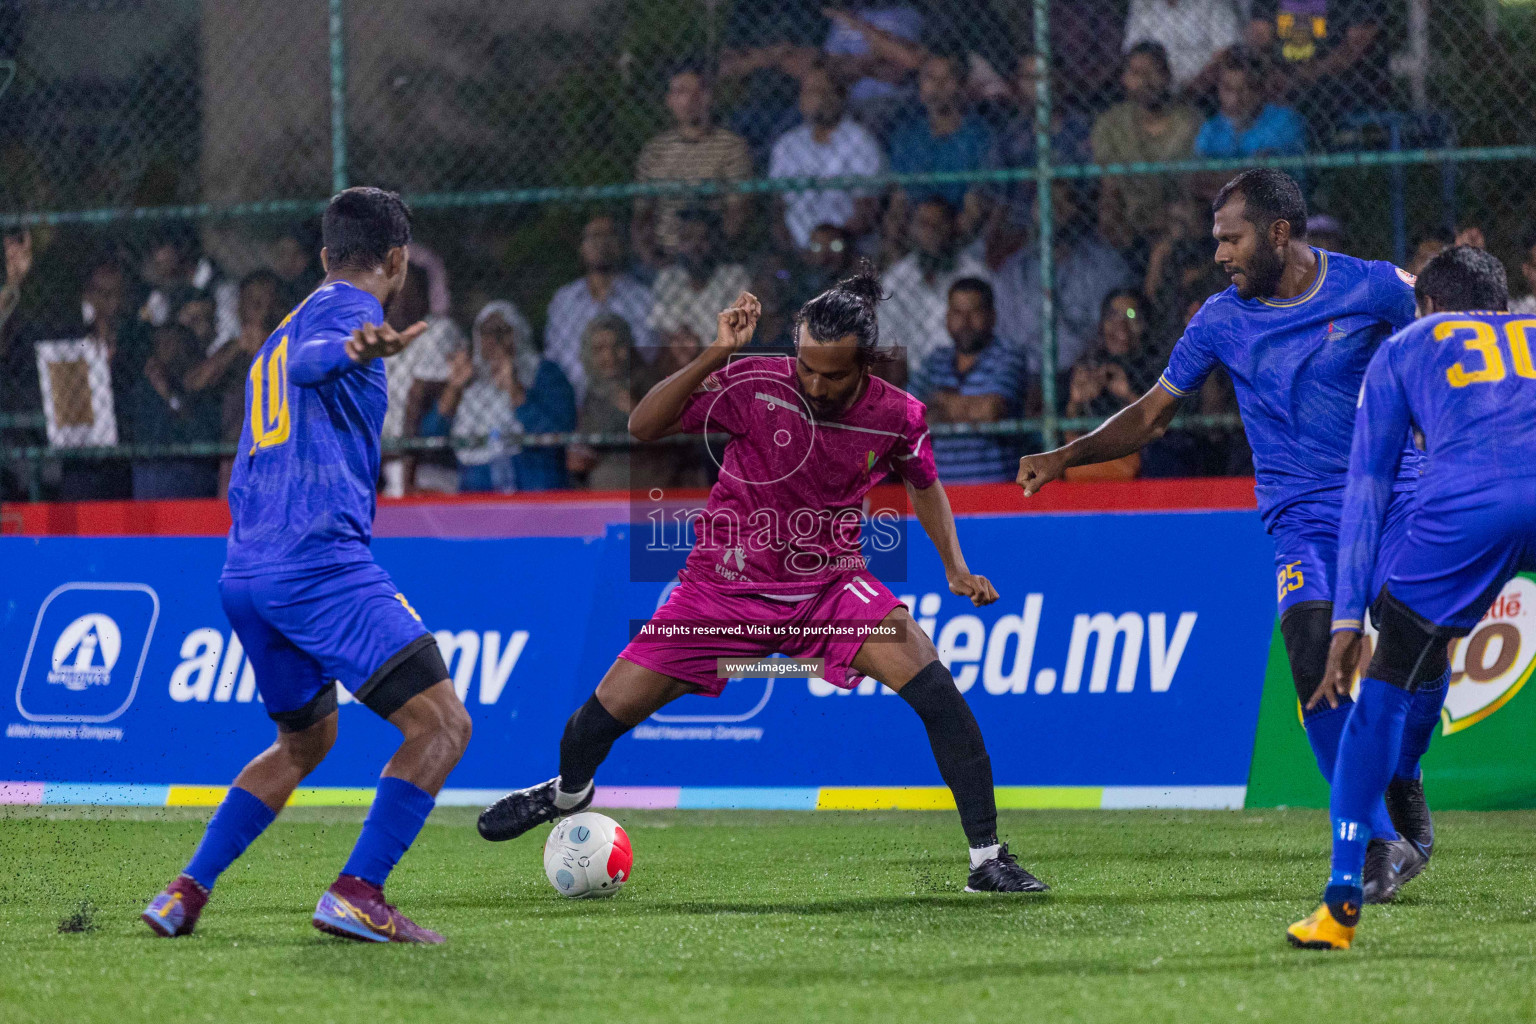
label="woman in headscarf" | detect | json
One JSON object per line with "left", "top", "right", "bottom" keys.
{"left": 567, "top": 313, "right": 674, "bottom": 491}
{"left": 433, "top": 299, "right": 575, "bottom": 492}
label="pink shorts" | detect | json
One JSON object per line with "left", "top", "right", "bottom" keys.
{"left": 618, "top": 572, "right": 904, "bottom": 696}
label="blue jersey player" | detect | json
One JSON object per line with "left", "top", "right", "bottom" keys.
{"left": 1017, "top": 170, "right": 1444, "bottom": 900}
{"left": 1289, "top": 247, "right": 1526, "bottom": 950}
{"left": 142, "top": 188, "right": 471, "bottom": 944}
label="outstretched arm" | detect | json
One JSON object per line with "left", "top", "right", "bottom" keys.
{"left": 288, "top": 318, "right": 426, "bottom": 387}
{"left": 1016, "top": 383, "right": 1181, "bottom": 496}
{"left": 907, "top": 479, "right": 998, "bottom": 607}
{"left": 628, "top": 292, "right": 759, "bottom": 441}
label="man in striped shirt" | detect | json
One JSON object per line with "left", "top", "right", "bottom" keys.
{"left": 632, "top": 65, "right": 754, "bottom": 269}
{"left": 910, "top": 277, "right": 1031, "bottom": 483}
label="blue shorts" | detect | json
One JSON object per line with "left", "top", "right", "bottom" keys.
{"left": 1382, "top": 478, "right": 1536, "bottom": 634}
{"left": 219, "top": 560, "right": 433, "bottom": 729}
{"left": 1271, "top": 492, "right": 1416, "bottom": 620}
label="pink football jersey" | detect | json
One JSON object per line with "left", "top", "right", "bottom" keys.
{"left": 673, "top": 355, "right": 937, "bottom": 593}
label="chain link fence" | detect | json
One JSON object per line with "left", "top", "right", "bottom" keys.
{"left": 2, "top": 0, "right": 1534, "bottom": 501}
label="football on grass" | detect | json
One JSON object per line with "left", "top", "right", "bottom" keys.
{"left": 544, "top": 812, "right": 632, "bottom": 898}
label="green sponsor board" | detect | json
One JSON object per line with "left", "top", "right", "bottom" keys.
{"left": 1246, "top": 573, "right": 1536, "bottom": 810}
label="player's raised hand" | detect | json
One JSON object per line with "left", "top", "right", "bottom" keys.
{"left": 948, "top": 572, "right": 999, "bottom": 607}
{"left": 346, "top": 320, "right": 428, "bottom": 363}
{"left": 1309, "top": 630, "right": 1362, "bottom": 711}
{"left": 711, "top": 291, "right": 761, "bottom": 354}
{"left": 1017, "top": 450, "right": 1067, "bottom": 497}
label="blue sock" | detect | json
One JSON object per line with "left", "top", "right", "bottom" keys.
{"left": 183, "top": 786, "right": 277, "bottom": 891}
{"left": 1395, "top": 669, "right": 1449, "bottom": 780}
{"left": 1304, "top": 699, "right": 1398, "bottom": 842}
{"left": 1328, "top": 678, "right": 1413, "bottom": 900}
{"left": 341, "top": 777, "right": 437, "bottom": 888}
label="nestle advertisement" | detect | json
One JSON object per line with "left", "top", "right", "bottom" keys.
{"left": 2, "top": 513, "right": 1278, "bottom": 796}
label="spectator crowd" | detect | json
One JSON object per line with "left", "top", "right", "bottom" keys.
{"left": 2, "top": 1, "right": 1527, "bottom": 500}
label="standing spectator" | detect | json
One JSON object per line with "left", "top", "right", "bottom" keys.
{"left": 183, "top": 269, "right": 281, "bottom": 496}
{"left": 269, "top": 222, "right": 322, "bottom": 310}
{"left": 1091, "top": 42, "right": 1201, "bottom": 261}
{"left": 886, "top": 53, "right": 993, "bottom": 248}
{"left": 1195, "top": 49, "right": 1307, "bottom": 158}
{"left": 1306, "top": 212, "right": 1348, "bottom": 254}
{"left": 1246, "top": 1, "right": 1394, "bottom": 126}
{"left": 649, "top": 207, "right": 752, "bottom": 367}
{"left": 877, "top": 197, "right": 991, "bottom": 385}
{"left": 138, "top": 228, "right": 239, "bottom": 351}
{"left": 545, "top": 214, "right": 656, "bottom": 400}
{"left": 993, "top": 186, "right": 1134, "bottom": 375}
{"left": 0, "top": 230, "right": 42, "bottom": 499}
{"left": 566, "top": 314, "right": 665, "bottom": 492}
{"left": 432, "top": 301, "right": 575, "bottom": 493}
{"left": 1122, "top": 0, "right": 1243, "bottom": 92}
{"left": 1141, "top": 198, "right": 1220, "bottom": 344}
{"left": 1061, "top": 289, "right": 1164, "bottom": 480}
{"left": 982, "top": 51, "right": 1095, "bottom": 267}
{"left": 745, "top": 253, "right": 798, "bottom": 354}
{"left": 769, "top": 62, "right": 885, "bottom": 252}
{"left": 1512, "top": 229, "right": 1536, "bottom": 316}
{"left": 54, "top": 257, "right": 148, "bottom": 499}
{"left": 789, "top": 222, "right": 856, "bottom": 308}
{"left": 1065, "top": 290, "right": 1156, "bottom": 423}
{"left": 822, "top": 4, "right": 926, "bottom": 136}
{"left": 381, "top": 262, "right": 467, "bottom": 493}
{"left": 715, "top": 0, "right": 826, "bottom": 162}
{"left": 127, "top": 322, "right": 221, "bottom": 498}
{"left": 632, "top": 65, "right": 754, "bottom": 269}
{"left": 0, "top": 229, "right": 29, "bottom": 339}
{"left": 1407, "top": 229, "right": 1454, "bottom": 276}
{"left": 173, "top": 290, "right": 218, "bottom": 354}
{"left": 910, "top": 278, "right": 1031, "bottom": 483}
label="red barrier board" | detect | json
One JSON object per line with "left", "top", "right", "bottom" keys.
{"left": 1, "top": 477, "right": 1257, "bottom": 538}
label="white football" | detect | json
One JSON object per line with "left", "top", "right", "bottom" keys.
{"left": 543, "top": 811, "right": 633, "bottom": 899}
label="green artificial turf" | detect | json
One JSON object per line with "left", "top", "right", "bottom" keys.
{"left": 1, "top": 806, "right": 1533, "bottom": 1024}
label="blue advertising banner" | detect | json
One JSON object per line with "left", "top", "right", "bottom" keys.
{"left": 1, "top": 512, "right": 1277, "bottom": 806}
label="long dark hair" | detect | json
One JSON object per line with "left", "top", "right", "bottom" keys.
{"left": 793, "top": 260, "right": 891, "bottom": 364}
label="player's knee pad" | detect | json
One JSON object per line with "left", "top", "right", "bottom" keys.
{"left": 1367, "top": 590, "right": 1452, "bottom": 692}
{"left": 1279, "top": 601, "right": 1332, "bottom": 707}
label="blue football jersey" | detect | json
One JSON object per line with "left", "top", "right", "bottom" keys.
{"left": 223, "top": 281, "right": 389, "bottom": 576}
{"left": 1333, "top": 310, "right": 1536, "bottom": 628}
{"left": 1156, "top": 249, "right": 1421, "bottom": 526}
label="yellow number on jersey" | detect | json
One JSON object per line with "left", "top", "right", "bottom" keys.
{"left": 1439, "top": 318, "right": 1536, "bottom": 388}
{"left": 394, "top": 593, "right": 423, "bottom": 623}
{"left": 1506, "top": 319, "right": 1536, "bottom": 379}
{"left": 249, "top": 335, "right": 291, "bottom": 452}
{"left": 1440, "top": 319, "right": 1505, "bottom": 388}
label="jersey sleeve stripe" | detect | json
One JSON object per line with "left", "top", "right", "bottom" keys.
{"left": 1155, "top": 374, "right": 1192, "bottom": 397}
{"left": 1330, "top": 618, "right": 1363, "bottom": 633}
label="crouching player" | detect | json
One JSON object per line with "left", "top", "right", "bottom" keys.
{"left": 1289, "top": 246, "right": 1531, "bottom": 949}
{"left": 479, "top": 273, "right": 1048, "bottom": 892}
{"left": 142, "top": 187, "right": 472, "bottom": 944}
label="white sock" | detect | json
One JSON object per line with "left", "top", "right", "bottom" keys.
{"left": 553, "top": 779, "right": 593, "bottom": 810}
{"left": 969, "top": 843, "right": 1001, "bottom": 869}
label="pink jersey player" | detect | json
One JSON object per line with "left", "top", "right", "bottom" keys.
{"left": 619, "top": 353, "right": 938, "bottom": 690}
{"left": 480, "top": 271, "right": 1049, "bottom": 893}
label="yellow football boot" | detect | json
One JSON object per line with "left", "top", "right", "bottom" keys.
{"left": 1286, "top": 903, "right": 1356, "bottom": 950}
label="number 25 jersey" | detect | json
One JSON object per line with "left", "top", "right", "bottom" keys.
{"left": 224, "top": 281, "right": 389, "bottom": 577}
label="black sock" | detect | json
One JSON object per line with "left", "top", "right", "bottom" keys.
{"left": 898, "top": 660, "right": 998, "bottom": 847}
{"left": 558, "top": 694, "right": 630, "bottom": 794}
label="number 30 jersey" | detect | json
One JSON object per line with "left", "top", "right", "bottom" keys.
{"left": 1334, "top": 310, "right": 1536, "bottom": 627}
{"left": 224, "top": 281, "right": 389, "bottom": 577}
